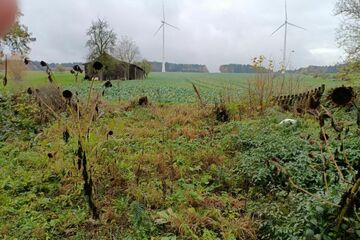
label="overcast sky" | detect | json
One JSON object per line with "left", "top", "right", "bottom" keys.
{"left": 19, "top": 0, "right": 343, "bottom": 72}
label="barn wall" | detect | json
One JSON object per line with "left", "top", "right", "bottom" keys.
{"left": 85, "top": 61, "right": 145, "bottom": 81}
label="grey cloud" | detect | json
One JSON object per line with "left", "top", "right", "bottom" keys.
{"left": 19, "top": 0, "right": 343, "bottom": 72}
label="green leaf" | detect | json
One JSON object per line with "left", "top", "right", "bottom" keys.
{"left": 310, "top": 218, "right": 317, "bottom": 225}
{"left": 315, "top": 206, "right": 324, "bottom": 214}
{"left": 305, "top": 229, "right": 314, "bottom": 238}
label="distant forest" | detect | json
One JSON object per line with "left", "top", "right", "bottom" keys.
{"left": 287, "top": 65, "right": 344, "bottom": 74}
{"left": 150, "top": 62, "right": 209, "bottom": 73}
{"left": 26, "top": 61, "right": 344, "bottom": 75}
{"left": 26, "top": 61, "right": 209, "bottom": 73}
{"left": 220, "top": 64, "right": 344, "bottom": 74}
{"left": 26, "top": 61, "right": 84, "bottom": 71}
{"left": 220, "top": 64, "right": 259, "bottom": 73}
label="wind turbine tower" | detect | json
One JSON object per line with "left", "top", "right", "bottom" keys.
{"left": 154, "top": 1, "right": 179, "bottom": 73}
{"left": 271, "top": 0, "right": 305, "bottom": 73}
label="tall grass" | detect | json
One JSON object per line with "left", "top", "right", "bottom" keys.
{"left": 28, "top": 61, "right": 105, "bottom": 219}
{"left": 246, "top": 56, "right": 275, "bottom": 113}
{"left": 245, "top": 56, "right": 308, "bottom": 115}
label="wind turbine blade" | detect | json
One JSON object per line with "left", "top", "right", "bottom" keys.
{"left": 285, "top": 0, "right": 288, "bottom": 21}
{"left": 162, "top": 0, "right": 165, "bottom": 21}
{"left": 154, "top": 24, "right": 164, "bottom": 36}
{"left": 271, "top": 23, "right": 286, "bottom": 36}
{"left": 164, "top": 22, "right": 180, "bottom": 30}
{"left": 287, "top": 22, "right": 306, "bottom": 30}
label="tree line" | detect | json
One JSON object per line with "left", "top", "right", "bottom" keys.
{"left": 219, "top": 64, "right": 264, "bottom": 73}
{"left": 150, "top": 62, "right": 209, "bottom": 73}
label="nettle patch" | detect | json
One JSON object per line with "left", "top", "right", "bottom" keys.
{"left": 229, "top": 91, "right": 360, "bottom": 239}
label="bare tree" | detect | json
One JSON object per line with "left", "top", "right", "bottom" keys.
{"left": 335, "top": 0, "right": 360, "bottom": 60}
{"left": 113, "top": 36, "right": 141, "bottom": 79}
{"left": 86, "top": 18, "right": 117, "bottom": 60}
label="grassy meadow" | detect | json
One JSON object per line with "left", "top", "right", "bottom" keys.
{"left": 0, "top": 70, "right": 359, "bottom": 239}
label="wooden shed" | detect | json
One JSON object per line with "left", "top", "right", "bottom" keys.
{"left": 84, "top": 53, "right": 145, "bottom": 81}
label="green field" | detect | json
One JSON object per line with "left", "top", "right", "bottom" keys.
{"left": 4, "top": 71, "right": 347, "bottom": 103}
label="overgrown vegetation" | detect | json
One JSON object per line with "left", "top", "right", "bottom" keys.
{"left": 0, "top": 91, "right": 260, "bottom": 239}
{"left": 1, "top": 0, "right": 360, "bottom": 238}
{"left": 0, "top": 69, "right": 360, "bottom": 239}
{"left": 0, "top": 64, "right": 359, "bottom": 239}
{"left": 230, "top": 109, "right": 360, "bottom": 239}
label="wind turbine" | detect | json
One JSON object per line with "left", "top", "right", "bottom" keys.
{"left": 154, "top": 0, "right": 179, "bottom": 73}
{"left": 271, "top": 0, "right": 305, "bottom": 74}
